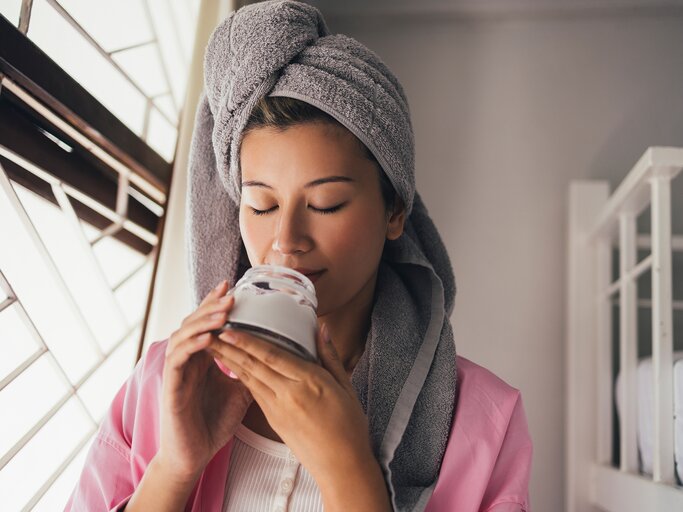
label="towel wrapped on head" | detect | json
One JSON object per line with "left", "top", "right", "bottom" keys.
{"left": 186, "top": 1, "right": 458, "bottom": 510}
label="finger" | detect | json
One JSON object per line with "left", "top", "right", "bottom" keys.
{"left": 184, "top": 286, "right": 234, "bottom": 326}
{"left": 210, "top": 337, "right": 291, "bottom": 389}
{"left": 316, "top": 323, "right": 354, "bottom": 392}
{"left": 176, "top": 295, "right": 235, "bottom": 341}
{"left": 199, "top": 279, "right": 229, "bottom": 307}
{"left": 208, "top": 343, "right": 277, "bottom": 401}
{"left": 217, "top": 329, "right": 312, "bottom": 381}
{"left": 167, "top": 333, "right": 213, "bottom": 367}
{"left": 168, "top": 295, "right": 233, "bottom": 352}
{"left": 164, "top": 333, "right": 214, "bottom": 392}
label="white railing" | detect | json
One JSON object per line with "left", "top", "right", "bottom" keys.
{"left": 566, "top": 146, "right": 683, "bottom": 511}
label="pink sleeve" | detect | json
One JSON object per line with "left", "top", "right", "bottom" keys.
{"left": 63, "top": 341, "right": 163, "bottom": 512}
{"left": 480, "top": 393, "right": 533, "bottom": 512}
{"left": 63, "top": 434, "right": 136, "bottom": 512}
{"left": 426, "top": 356, "right": 533, "bottom": 512}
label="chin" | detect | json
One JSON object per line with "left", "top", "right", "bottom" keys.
{"left": 314, "top": 293, "right": 339, "bottom": 318}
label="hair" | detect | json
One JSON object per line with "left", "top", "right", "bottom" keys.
{"left": 242, "top": 95, "right": 401, "bottom": 214}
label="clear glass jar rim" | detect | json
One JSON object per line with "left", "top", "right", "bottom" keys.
{"left": 235, "top": 264, "right": 318, "bottom": 308}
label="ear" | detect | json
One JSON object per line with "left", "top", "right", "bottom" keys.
{"left": 386, "top": 203, "right": 406, "bottom": 241}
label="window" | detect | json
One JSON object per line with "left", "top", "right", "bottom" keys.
{"left": 0, "top": 1, "right": 199, "bottom": 508}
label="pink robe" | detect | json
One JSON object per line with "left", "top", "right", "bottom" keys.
{"left": 65, "top": 339, "right": 532, "bottom": 511}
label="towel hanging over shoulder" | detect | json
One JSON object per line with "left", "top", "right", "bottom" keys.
{"left": 185, "top": 1, "right": 458, "bottom": 510}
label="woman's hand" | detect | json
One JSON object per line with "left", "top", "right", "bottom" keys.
{"left": 155, "top": 280, "right": 254, "bottom": 484}
{"left": 208, "top": 324, "right": 388, "bottom": 504}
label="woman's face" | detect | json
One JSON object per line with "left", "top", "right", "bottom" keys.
{"left": 239, "top": 122, "right": 405, "bottom": 316}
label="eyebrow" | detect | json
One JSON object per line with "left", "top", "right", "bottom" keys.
{"left": 241, "top": 176, "right": 354, "bottom": 189}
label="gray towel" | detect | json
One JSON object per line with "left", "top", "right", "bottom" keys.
{"left": 185, "top": 1, "right": 457, "bottom": 510}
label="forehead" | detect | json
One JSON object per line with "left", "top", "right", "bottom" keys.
{"left": 240, "top": 122, "right": 375, "bottom": 183}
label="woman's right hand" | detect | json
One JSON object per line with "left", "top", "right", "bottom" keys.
{"left": 155, "top": 280, "right": 254, "bottom": 484}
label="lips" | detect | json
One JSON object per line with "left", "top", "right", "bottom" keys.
{"left": 303, "top": 270, "right": 325, "bottom": 283}
{"left": 293, "top": 268, "right": 326, "bottom": 283}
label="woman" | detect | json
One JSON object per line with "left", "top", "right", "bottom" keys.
{"left": 65, "top": 1, "right": 532, "bottom": 511}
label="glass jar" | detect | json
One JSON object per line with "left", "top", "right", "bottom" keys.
{"left": 213, "top": 265, "right": 319, "bottom": 377}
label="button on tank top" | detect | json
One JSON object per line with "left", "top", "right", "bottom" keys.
{"left": 222, "top": 423, "right": 324, "bottom": 512}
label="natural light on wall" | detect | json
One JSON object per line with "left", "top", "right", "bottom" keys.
{"left": 0, "top": 0, "right": 200, "bottom": 509}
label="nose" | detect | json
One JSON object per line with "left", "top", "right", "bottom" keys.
{"left": 271, "top": 205, "right": 313, "bottom": 255}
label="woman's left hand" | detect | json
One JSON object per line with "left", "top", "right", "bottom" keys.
{"left": 207, "top": 324, "right": 376, "bottom": 484}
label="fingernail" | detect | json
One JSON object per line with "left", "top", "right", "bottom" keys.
{"left": 322, "top": 323, "right": 331, "bottom": 343}
{"left": 215, "top": 279, "right": 226, "bottom": 291}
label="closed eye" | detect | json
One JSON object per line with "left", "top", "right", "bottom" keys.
{"left": 249, "top": 206, "right": 277, "bottom": 216}
{"left": 249, "top": 203, "right": 347, "bottom": 216}
{"left": 309, "top": 203, "right": 347, "bottom": 215}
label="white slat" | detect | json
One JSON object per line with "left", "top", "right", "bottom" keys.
{"left": 51, "top": 183, "right": 130, "bottom": 331}
{"left": 0, "top": 164, "right": 105, "bottom": 364}
{"left": 596, "top": 240, "right": 613, "bottom": 464}
{"left": 650, "top": 174, "right": 675, "bottom": 484}
{"left": 587, "top": 147, "right": 683, "bottom": 242}
{"left": 566, "top": 181, "right": 609, "bottom": 512}
{"left": 618, "top": 212, "right": 638, "bottom": 473}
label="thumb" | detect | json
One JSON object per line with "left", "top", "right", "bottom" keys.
{"left": 317, "top": 323, "right": 352, "bottom": 390}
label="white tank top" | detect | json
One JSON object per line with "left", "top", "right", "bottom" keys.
{"left": 222, "top": 422, "right": 324, "bottom": 512}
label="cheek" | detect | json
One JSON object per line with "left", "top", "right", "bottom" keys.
{"left": 239, "top": 211, "right": 271, "bottom": 262}
{"left": 316, "top": 208, "right": 386, "bottom": 281}
{"left": 324, "top": 218, "right": 383, "bottom": 257}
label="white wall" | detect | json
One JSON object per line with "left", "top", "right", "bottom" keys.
{"left": 322, "top": 7, "right": 683, "bottom": 511}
